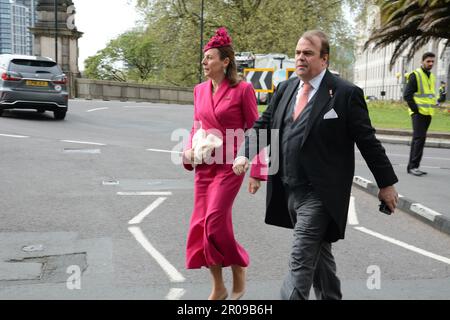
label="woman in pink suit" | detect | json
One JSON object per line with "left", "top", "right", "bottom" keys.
{"left": 183, "top": 27, "right": 266, "bottom": 300}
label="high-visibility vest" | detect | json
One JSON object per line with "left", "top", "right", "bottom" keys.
{"left": 410, "top": 68, "right": 436, "bottom": 116}
{"left": 405, "top": 72, "right": 411, "bottom": 81}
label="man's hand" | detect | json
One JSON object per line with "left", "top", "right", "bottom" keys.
{"left": 248, "top": 177, "right": 261, "bottom": 194}
{"left": 232, "top": 157, "right": 249, "bottom": 175}
{"left": 378, "top": 185, "right": 398, "bottom": 213}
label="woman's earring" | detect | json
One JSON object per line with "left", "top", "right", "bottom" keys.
{"left": 224, "top": 68, "right": 227, "bottom": 75}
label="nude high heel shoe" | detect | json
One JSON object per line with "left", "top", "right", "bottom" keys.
{"left": 208, "top": 288, "right": 228, "bottom": 300}
{"left": 230, "top": 290, "right": 245, "bottom": 300}
{"left": 231, "top": 266, "right": 246, "bottom": 300}
{"left": 218, "top": 290, "right": 229, "bottom": 300}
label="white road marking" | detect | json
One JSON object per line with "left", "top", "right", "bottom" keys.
{"left": 72, "top": 99, "right": 112, "bottom": 104}
{"left": 61, "top": 140, "right": 106, "bottom": 146}
{"left": 123, "top": 104, "right": 190, "bottom": 109}
{"left": 348, "top": 196, "right": 359, "bottom": 225}
{"left": 385, "top": 153, "right": 450, "bottom": 161}
{"left": 117, "top": 191, "right": 172, "bottom": 196}
{"left": 63, "top": 149, "right": 101, "bottom": 154}
{"left": 166, "top": 288, "right": 186, "bottom": 300}
{"left": 356, "top": 150, "right": 450, "bottom": 162}
{"left": 87, "top": 107, "right": 109, "bottom": 112}
{"left": 129, "top": 197, "right": 167, "bottom": 225}
{"left": 123, "top": 106, "right": 155, "bottom": 109}
{"left": 147, "top": 148, "right": 183, "bottom": 154}
{"left": 356, "top": 161, "right": 443, "bottom": 170}
{"left": 0, "top": 133, "right": 29, "bottom": 138}
{"left": 354, "top": 226, "right": 450, "bottom": 265}
{"left": 128, "top": 226, "right": 185, "bottom": 283}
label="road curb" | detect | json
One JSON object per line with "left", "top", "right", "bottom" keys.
{"left": 376, "top": 128, "right": 450, "bottom": 140}
{"left": 377, "top": 136, "right": 450, "bottom": 149}
{"left": 352, "top": 176, "right": 450, "bottom": 236}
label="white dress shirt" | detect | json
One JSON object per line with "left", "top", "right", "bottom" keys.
{"left": 295, "top": 68, "right": 327, "bottom": 105}
{"left": 233, "top": 69, "right": 327, "bottom": 166}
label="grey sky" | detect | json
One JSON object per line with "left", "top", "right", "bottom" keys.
{"left": 72, "top": 0, "right": 141, "bottom": 71}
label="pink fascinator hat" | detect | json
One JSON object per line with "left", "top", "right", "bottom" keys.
{"left": 203, "top": 27, "right": 232, "bottom": 52}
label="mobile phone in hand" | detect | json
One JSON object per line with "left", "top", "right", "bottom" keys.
{"left": 379, "top": 201, "right": 392, "bottom": 215}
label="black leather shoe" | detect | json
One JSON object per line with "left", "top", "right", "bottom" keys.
{"left": 407, "top": 168, "right": 424, "bottom": 176}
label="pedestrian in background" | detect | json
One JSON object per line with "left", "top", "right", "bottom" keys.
{"left": 182, "top": 27, "right": 266, "bottom": 300}
{"left": 233, "top": 30, "right": 398, "bottom": 300}
{"left": 438, "top": 81, "right": 447, "bottom": 106}
{"left": 403, "top": 52, "right": 437, "bottom": 176}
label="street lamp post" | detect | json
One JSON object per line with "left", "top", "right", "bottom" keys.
{"left": 198, "top": 0, "right": 204, "bottom": 84}
{"left": 381, "top": 46, "right": 387, "bottom": 99}
{"left": 54, "top": 0, "right": 58, "bottom": 64}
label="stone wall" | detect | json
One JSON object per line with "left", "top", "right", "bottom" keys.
{"left": 75, "top": 79, "right": 194, "bottom": 105}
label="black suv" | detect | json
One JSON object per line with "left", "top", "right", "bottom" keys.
{"left": 0, "top": 54, "right": 68, "bottom": 119}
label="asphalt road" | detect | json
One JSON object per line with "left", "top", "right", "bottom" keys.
{"left": 355, "top": 144, "right": 450, "bottom": 217}
{"left": 0, "top": 100, "right": 449, "bottom": 300}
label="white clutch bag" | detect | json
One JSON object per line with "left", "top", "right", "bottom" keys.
{"left": 191, "top": 129, "right": 223, "bottom": 164}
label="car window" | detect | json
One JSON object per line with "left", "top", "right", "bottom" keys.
{"left": 9, "top": 59, "right": 62, "bottom": 74}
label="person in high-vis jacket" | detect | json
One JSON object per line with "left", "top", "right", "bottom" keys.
{"left": 403, "top": 52, "right": 437, "bottom": 176}
{"left": 438, "top": 81, "right": 447, "bottom": 106}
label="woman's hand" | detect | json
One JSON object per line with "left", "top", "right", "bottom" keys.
{"left": 233, "top": 157, "right": 249, "bottom": 175}
{"left": 248, "top": 177, "right": 261, "bottom": 194}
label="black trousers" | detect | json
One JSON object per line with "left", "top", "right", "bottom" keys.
{"left": 280, "top": 185, "right": 342, "bottom": 300}
{"left": 408, "top": 113, "right": 432, "bottom": 170}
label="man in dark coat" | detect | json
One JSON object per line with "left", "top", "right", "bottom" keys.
{"left": 233, "top": 30, "right": 399, "bottom": 300}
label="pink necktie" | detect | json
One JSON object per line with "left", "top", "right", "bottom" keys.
{"left": 293, "top": 82, "right": 312, "bottom": 120}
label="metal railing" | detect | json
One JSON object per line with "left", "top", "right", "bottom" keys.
{"left": 361, "top": 84, "right": 405, "bottom": 101}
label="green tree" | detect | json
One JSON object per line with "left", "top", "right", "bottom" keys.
{"left": 135, "top": 0, "right": 362, "bottom": 85}
{"left": 365, "top": 0, "right": 450, "bottom": 69}
{"left": 84, "top": 30, "right": 160, "bottom": 82}
{"left": 84, "top": 49, "right": 127, "bottom": 82}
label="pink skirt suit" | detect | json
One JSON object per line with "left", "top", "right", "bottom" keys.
{"left": 183, "top": 78, "right": 266, "bottom": 269}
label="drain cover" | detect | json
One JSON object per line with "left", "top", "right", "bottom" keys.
{"left": 103, "top": 180, "right": 120, "bottom": 186}
{"left": 1, "top": 253, "right": 87, "bottom": 285}
{"left": 22, "top": 244, "right": 44, "bottom": 252}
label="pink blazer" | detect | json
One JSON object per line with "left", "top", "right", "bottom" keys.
{"left": 184, "top": 78, "right": 266, "bottom": 180}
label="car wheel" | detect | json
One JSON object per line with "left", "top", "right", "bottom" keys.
{"left": 0, "top": 109, "right": 3, "bottom": 117}
{"left": 54, "top": 110, "right": 66, "bottom": 120}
